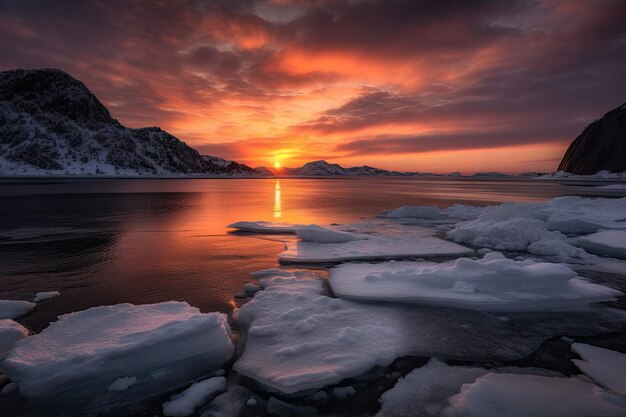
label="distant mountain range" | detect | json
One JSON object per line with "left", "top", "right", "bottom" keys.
{"left": 259, "top": 160, "right": 438, "bottom": 177}
{"left": 7, "top": 68, "right": 608, "bottom": 178}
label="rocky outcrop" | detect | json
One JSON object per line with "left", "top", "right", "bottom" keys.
{"left": 557, "top": 103, "right": 626, "bottom": 175}
{"left": 0, "top": 68, "right": 266, "bottom": 176}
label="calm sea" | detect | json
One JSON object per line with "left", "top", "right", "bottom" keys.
{"left": 1, "top": 177, "right": 624, "bottom": 332}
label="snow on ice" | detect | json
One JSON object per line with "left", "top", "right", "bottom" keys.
{"left": 162, "top": 376, "right": 226, "bottom": 417}
{"left": 234, "top": 271, "right": 626, "bottom": 395}
{"left": 279, "top": 235, "right": 474, "bottom": 263}
{"left": 376, "top": 359, "right": 487, "bottom": 417}
{"left": 329, "top": 252, "right": 621, "bottom": 311}
{"left": 578, "top": 230, "right": 626, "bottom": 260}
{"left": 571, "top": 343, "right": 626, "bottom": 395}
{"left": 442, "top": 373, "right": 626, "bottom": 417}
{"left": 2, "top": 302, "right": 233, "bottom": 399}
{"left": 0, "top": 300, "right": 35, "bottom": 319}
{"left": 32, "top": 291, "right": 60, "bottom": 303}
{"left": 0, "top": 319, "right": 28, "bottom": 354}
{"left": 295, "top": 224, "right": 363, "bottom": 243}
{"left": 227, "top": 221, "right": 301, "bottom": 233}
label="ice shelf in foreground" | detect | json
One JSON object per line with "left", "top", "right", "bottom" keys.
{"left": 234, "top": 271, "right": 626, "bottom": 395}
{"left": 0, "top": 319, "right": 29, "bottom": 354}
{"left": 279, "top": 235, "right": 473, "bottom": 263}
{"left": 442, "top": 373, "right": 626, "bottom": 417}
{"left": 571, "top": 343, "right": 626, "bottom": 395}
{"left": 2, "top": 302, "right": 233, "bottom": 399}
{"left": 329, "top": 252, "right": 621, "bottom": 311}
{"left": 578, "top": 230, "right": 626, "bottom": 260}
{"left": 0, "top": 300, "right": 36, "bottom": 319}
{"left": 162, "top": 376, "right": 226, "bottom": 417}
{"left": 227, "top": 221, "right": 302, "bottom": 233}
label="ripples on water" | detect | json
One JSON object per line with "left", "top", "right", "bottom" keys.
{"left": 1, "top": 177, "right": 624, "bottom": 332}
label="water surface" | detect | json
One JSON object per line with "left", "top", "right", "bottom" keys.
{"left": 1, "top": 177, "right": 624, "bottom": 332}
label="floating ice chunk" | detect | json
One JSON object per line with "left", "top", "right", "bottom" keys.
{"left": 571, "top": 343, "right": 626, "bottom": 394}
{"left": 527, "top": 238, "right": 590, "bottom": 259}
{"left": 447, "top": 218, "right": 562, "bottom": 251}
{"left": 280, "top": 236, "right": 473, "bottom": 263}
{"left": 107, "top": 377, "right": 138, "bottom": 392}
{"left": 376, "top": 359, "right": 487, "bottom": 417}
{"left": 0, "top": 319, "right": 28, "bottom": 354}
{"left": 545, "top": 196, "right": 626, "bottom": 234}
{"left": 227, "top": 221, "right": 302, "bottom": 233}
{"left": 0, "top": 300, "right": 36, "bottom": 319}
{"left": 234, "top": 271, "right": 626, "bottom": 395}
{"left": 163, "top": 376, "right": 226, "bottom": 417}
{"left": 295, "top": 225, "right": 362, "bottom": 243}
{"left": 329, "top": 253, "right": 621, "bottom": 311}
{"left": 32, "top": 291, "right": 60, "bottom": 303}
{"left": 578, "top": 230, "right": 626, "bottom": 259}
{"left": 3, "top": 302, "right": 233, "bottom": 399}
{"left": 442, "top": 373, "right": 626, "bottom": 417}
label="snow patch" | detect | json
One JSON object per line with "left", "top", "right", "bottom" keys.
{"left": 33, "top": 291, "right": 60, "bottom": 303}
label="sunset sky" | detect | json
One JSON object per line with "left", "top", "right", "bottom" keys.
{"left": 1, "top": 0, "right": 624, "bottom": 173}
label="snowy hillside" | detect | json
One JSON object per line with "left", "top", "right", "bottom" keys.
{"left": 0, "top": 69, "right": 266, "bottom": 176}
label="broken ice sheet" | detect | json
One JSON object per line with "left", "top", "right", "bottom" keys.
{"left": 227, "top": 221, "right": 302, "bottom": 234}
{"left": 329, "top": 252, "right": 622, "bottom": 312}
{"left": 234, "top": 271, "right": 626, "bottom": 395}
{"left": 279, "top": 235, "right": 474, "bottom": 263}
{"left": 2, "top": 301, "right": 234, "bottom": 411}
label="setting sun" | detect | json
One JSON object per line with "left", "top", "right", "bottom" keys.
{"left": 274, "top": 162, "right": 281, "bottom": 169}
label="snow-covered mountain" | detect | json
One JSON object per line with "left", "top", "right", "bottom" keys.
{"left": 557, "top": 102, "right": 626, "bottom": 175}
{"left": 264, "top": 160, "right": 435, "bottom": 176}
{"left": 0, "top": 68, "right": 267, "bottom": 176}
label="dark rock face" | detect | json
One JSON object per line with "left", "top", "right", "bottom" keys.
{"left": 0, "top": 68, "right": 266, "bottom": 176}
{"left": 557, "top": 103, "right": 626, "bottom": 175}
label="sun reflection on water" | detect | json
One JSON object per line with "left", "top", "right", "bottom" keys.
{"left": 273, "top": 180, "right": 282, "bottom": 219}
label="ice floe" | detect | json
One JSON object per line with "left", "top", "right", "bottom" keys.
{"left": 578, "top": 230, "right": 626, "bottom": 259}
{"left": 382, "top": 204, "right": 483, "bottom": 221}
{"left": 279, "top": 235, "right": 473, "bottom": 263}
{"left": 0, "top": 319, "right": 28, "bottom": 354}
{"left": 227, "top": 221, "right": 301, "bottom": 233}
{"left": 0, "top": 300, "right": 35, "bottom": 319}
{"left": 234, "top": 271, "right": 626, "bottom": 395}
{"left": 162, "top": 376, "right": 226, "bottom": 417}
{"left": 442, "top": 373, "right": 626, "bottom": 417}
{"left": 329, "top": 252, "right": 621, "bottom": 311}
{"left": 571, "top": 343, "right": 626, "bottom": 395}
{"left": 2, "top": 302, "right": 233, "bottom": 399}
{"left": 376, "top": 359, "right": 487, "bottom": 417}
{"left": 32, "top": 291, "right": 60, "bottom": 303}
{"left": 107, "top": 377, "right": 138, "bottom": 392}
{"left": 295, "top": 224, "right": 362, "bottom": 243}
